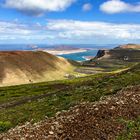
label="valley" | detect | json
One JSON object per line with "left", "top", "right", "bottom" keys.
{"left": 1, "top": 1, "right": 140, "bottom": 139}
{"left": 0, "top": 51, "right": 76, "bottom": 87}
{"left": 0, "top": 44, "right": 140, "bottom": 139}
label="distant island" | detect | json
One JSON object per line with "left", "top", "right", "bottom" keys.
{"left": 44, "top": 46, "right": 87, "bottom": 55}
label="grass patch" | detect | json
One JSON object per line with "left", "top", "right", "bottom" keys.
{"left": 0, "top": 63, "right": 140, "bottom": 132}
{"left": 0, "top": 121, "right": 12, "bottom": 132}
{"left": 117, "top": 117, "right": 140, "bottom": 140}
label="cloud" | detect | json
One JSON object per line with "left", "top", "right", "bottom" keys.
{"left": 0, "top": 21, "right": 32, "bottom": 35}
{"left": 0, "top": 21, "right": 54, "bottom": 42}
{"left": 3, "top": 0, "right": 76, "bottom": 16}
{"left": 47, "top": 19, "right": 140, "bottom": 40}
{"left": 100, "top": 0, "right": 140, "bottom": 14}
{"left": 82, "top": 3, "right": 92, "bottom": 11}
{"left": 0, "top": 19, "right": 140, "bottom": 43}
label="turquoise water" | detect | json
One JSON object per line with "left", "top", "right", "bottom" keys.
{"left": 0, "top": 44, "right": 116, "bottom": 61}
{"left": 58, "top": 49, "right": 98, "bottom": 61}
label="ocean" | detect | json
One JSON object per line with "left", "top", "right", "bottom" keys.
{"left": 0, "top": 44, "right": 117, "bottom": 61}
{"left": 58, "top": 49, "right": 98, "bottom": 61}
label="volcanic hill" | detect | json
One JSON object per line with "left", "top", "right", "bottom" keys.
{"left": 0, "top": 51, "right": 74, "bottom": 86}
{"left": 95, "top": 44, "right": 140, "bottom": 61}
{"left": 82, "top": 44, "right": 140, "bottom": 70}
{"left": 115, "top": 44, "right": 140, "bottom": 50}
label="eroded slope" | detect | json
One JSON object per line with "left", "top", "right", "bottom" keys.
{"left": 0, "top": 51, "right": 74, "bottom": 86}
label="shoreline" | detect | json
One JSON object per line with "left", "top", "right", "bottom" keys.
{"left": 82, "top": 56, "right": 95, "bottom": 60}
{"left": 44, "top": 49, "right": 87, "bottom": 55}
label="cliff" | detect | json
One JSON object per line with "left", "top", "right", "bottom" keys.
{"left": 95, "top": 44, "right": 140, "bottom": 62}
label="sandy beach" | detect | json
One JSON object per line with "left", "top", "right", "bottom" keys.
{"left": 45, "top": 49, "right": 87, "bottom": 55}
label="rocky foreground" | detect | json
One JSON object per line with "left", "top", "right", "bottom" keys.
{"left": 1, "top": 85, "right": 140, "bottom": 140}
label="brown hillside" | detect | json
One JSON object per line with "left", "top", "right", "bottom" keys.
{"left": 117, "top": 44, "right": 140, "bottom": 49}
{"left": 0, "top": 51, "right": 74, "bottom": 86}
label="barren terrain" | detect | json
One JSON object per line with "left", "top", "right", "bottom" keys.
{"left": 0, "top": 51, "right": 74, "bottom": 86}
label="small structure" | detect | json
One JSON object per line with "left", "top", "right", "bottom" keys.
{"left": 65, "top": 74, "right": 75, "bottom": 79}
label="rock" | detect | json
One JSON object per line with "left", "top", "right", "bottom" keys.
{"left": 49, "top": 131, "right": 54, "bottom": 135}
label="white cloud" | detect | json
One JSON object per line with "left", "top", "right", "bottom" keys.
{"left": 100, "top": 0, "right": 140, "bottom": 14}
{"left": 3, "top": 0, "right": 76, "bottom": 16}
{"left": 0, "top": 21, "right": 54, "bottom": 41}
{"left": 47, "top": 19, "right": 140, "bottom": 40}
{"left": 0, "top": 21, "right": 32, "bottom": 35}
{"left": 0, "top": 20, "right": 140, "bottom": 43}
{"left": 82, "top": 3, "right": 92, "bottom": 11}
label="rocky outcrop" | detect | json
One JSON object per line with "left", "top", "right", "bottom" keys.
{"left": 94, "top": 44, "right": 140, "bottom": 61}
{"left": 94, "top": 49, "right": 110, "bottom": 59}
{"left": 95, "top": 49, "right": 106, "bottom": 58}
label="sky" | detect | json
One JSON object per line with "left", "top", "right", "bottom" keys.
{"left": 0, "top": 0, "right": 140, "bottom": 44}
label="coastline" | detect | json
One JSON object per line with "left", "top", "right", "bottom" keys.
{"left": 82, "top": 56, "right": 95, "bottom": 60}
{"left": 44, "top": 49, "right": 87, "bottom": 55}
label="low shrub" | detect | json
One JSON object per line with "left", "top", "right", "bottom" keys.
{"left": 0, "top": 121, "right": 12, "bottom": 132}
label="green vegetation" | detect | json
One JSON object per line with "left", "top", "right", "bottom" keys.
{"left": 83, "top": 47, "right": 140, "bottom": 71}
{"left": 0, "top": 63, "right": 140, "bottom": 132}
{"left": 0, "top": 121, "right": 12, "bottom": 132}
{"left": 117, "top": 117, "right": 140, "bottom": 140}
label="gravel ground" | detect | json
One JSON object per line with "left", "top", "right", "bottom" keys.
{"left": 0, "top": 85, "right": 140, "bottom": 140}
